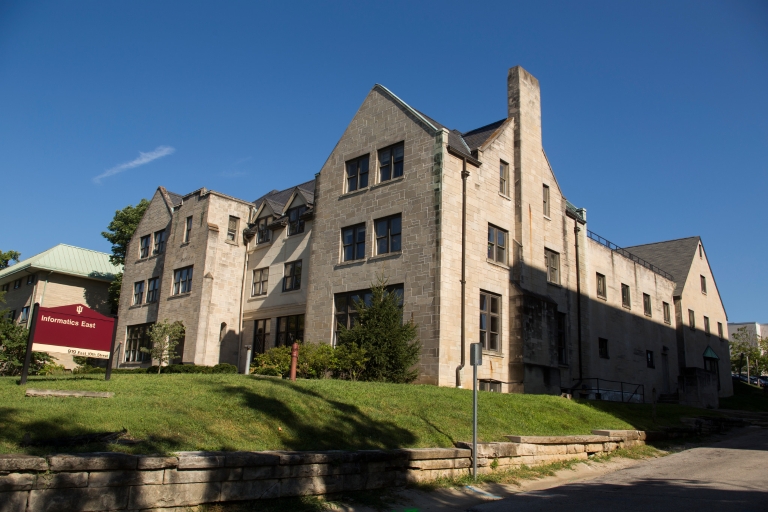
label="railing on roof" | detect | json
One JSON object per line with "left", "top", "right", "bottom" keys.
{"left": 587, "top": 230, "right": 674, "bottom": 281}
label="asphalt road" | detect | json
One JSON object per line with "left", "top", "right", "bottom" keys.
{"left": 470, "top": 426, "right": 768, "bottom": 512}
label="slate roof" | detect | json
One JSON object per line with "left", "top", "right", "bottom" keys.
{"left": 623, "top": 236, "right": 701, "bottom": 296}
{"left": 0, "top": 244, "right": 122, "bottom": 282}
{"left": 254, "top": 179, "right": 316, "bottom": 214}
{"left": 462, "top": 119, "right": 507, "bottom": 152}
{"left": 166, "top": 191, "right": 183, "bottom": 206}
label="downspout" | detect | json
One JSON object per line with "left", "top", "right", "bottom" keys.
{"left": 574, "top": 220, "right": 583, "bottom": 381}
{"left": 456, "top": 158, "right": 470, "bottom": 388}
{"left": 236, "top": 207, "right": 255, "bottom": 373}
{"left": 39, "top": 271, "right": 54, "bottom": 307}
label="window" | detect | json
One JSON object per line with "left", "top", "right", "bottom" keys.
{"left": 621, "top": 284, "right": 631, "bottom": 308}
{"left": 542, "top": 184, "right": 550, "bottom": 217}
{"left": 253, "top": 319, "right": 271, "bottom": 354}
{"left": 688, "top": 309, "right": 695, "bottom": 330}
{"left": 8, "top": 310, "right": 16, "bottom": 322}
{"left": 699, "top": 244, "right": 703, "bottom": 258}
{"left": 545, "top": 249, "right": 560, "bottom": 284}
{"left": 252, "top": 268, "right": 269, "bottom": 296}
{"left": 704, "top": 316, "right": 710, "bottom": 336}
{"left": 643, "top": 293, "right": 652, "bottom": 317}
{"left": 146, "top": 277, "right": 159, "bottom": 303}
{"left": 335, "top": 289, "right": 374, "bottom": 341}
{"left": 184, "top": 216, "right": 193, "bottom": 243}
{"left": 378, "top": 142, "right": 404, "bottom": 182}
{"left": 479, "top": 380, "right": 502, "bottom": 392}
{"left": 487, "top": 225, "right": 508, "bottom": 264}
{"left": 479, "top": 291, "right": 501, "bottom": 351}
{"left": 125, "top": 323, "right": 152, "bottom": 363}
{"left": 283, "top": 260, "right": 302, "bottom": 291}
{"left": 500, "top": 160, "right": 509, "bottom": 195}
{"left": 663, "top": 302, "right": 671, "bottom": 324}
{"left": 173, "top": 266, "right": 193, "bottom": 295}
{"left": 276, "top": 315, "right": 304, "bottom": 346}
{"left": 375, "top": 214, "right": 402, "bottom": 255}
{"left": 557, "top": 312, "right": 567, "bottom": 365}
{"left": 20, "top": 306, "right": 29, "bottom": 323}
{"left": 26, "top": 275, "right": 35, "bottom": 285}
{"left": 596, "top": 273, "right": 606, "bottom": 299}
{"left": 718, "top": 322, "right": 724, "bottom": 339}
{"left": 227, "top": 216, "right": 239, "bottom": 242}
{"left": 287, "top": 205, "right": 308, "bottom": 236}
{"left": 256, "top": 216, "right": 273, "bottom": 244}
{"left": 1, "top": 284, "right": 8, "bottom": 292}
{"left": 139, "top": 235, "right": 150, "bottom": 258}
{"left": 153, "top": 230, "right": 166, "bottom": 255}
{"left": 599, "top": 338, "right": 609, "bottom": 359}
{"left": 342, "top": 223, "right": 366, "bottom": 261}
{"left": 133, "top": 281, "right": 144, "bottom": 305}
{"left": 346, "top": 154, "right": 369, "bottom": 192}
{"left": 646, "top": 350, "right": 655, "bottom": 368}
{"left": 700, "top": 275, "right": 707, "bottom": 294}
{"left": 13, "top": 279, "right": 21, "bottom": 290}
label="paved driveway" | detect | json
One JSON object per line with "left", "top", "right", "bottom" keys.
{"left": 470, "top": 426, "right": 768, "bottom": 512}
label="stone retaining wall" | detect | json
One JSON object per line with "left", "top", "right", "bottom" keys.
{"left": 0, "top": 430, "right": 645, "bottom": 511}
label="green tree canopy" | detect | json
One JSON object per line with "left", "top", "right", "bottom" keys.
{"left": 730, "top": 327, "right": 768, "bottom": 377}
{"left": 336, "top": 276, "right": 421, "bottom": 383}
{"left": 142, "top": 320, "right": 185, "bottom": 374}
{"left": 101, "top": 199, "right": 149, "bottom": 312}
{"left": 0, "top": 249, "right": 20, "bottom": 270}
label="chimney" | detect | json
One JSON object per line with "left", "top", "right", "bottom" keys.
{"left": 507, "top": 66, "right": 542, "bottom": 149}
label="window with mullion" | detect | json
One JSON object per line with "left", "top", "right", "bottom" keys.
{"left": 346, "top": 155, "right": 369, "bottom": 192}
{"left": 283, "top": 260, "right": 302, "bottom": 291}
{"left": 146, "top": 277, "right": 159, "bottom": 303}
{"left": 621, "top": 283, "right": 631, "bottom": 308}
{"left": 545, "top": 249, "right": 560, "bottom": 284}
{"left": 487, "top": 225, "right": 508, "bottom": 264}
{"left": 256, "top": 216, "right": 273, "bottom": 243}
{"left": 643, "top": 293, "right": 652, "bottom": 317}
{"left": 375, "top": 215, "right": 401, "bottom": 255}
{"left": 379, "top": 142, "right": 404, "bottom": 182}
{"left": 287, "top": 206, "right": 307, "bottom": 235}
{"left": 252, "top": 268, "right": 269, "bottom": 296}
{"left": 133, "top": 281, "right": 144, "bottom": 305}
{"left": 173, "top": 266, "right": 193, "bottom": 295}
{"left": 153, "top": 230, "right": 166, "bottom": 254}
{"left": 184, "top": 216, "right": 193, "bottom": 243}
{"left": 139, "top": 235, "right": 150, "bottom": 258}
{"left": 479, "top": 291, "right": 501, "bottom": 351}
{"left": 342, "top": 224, "right": 366, "bottom": 261}
{"left": 276, "top": 314, "right": 304, "bottom": 346}
{"left": 500, "top": 160, "right": 509, "bottom": 195}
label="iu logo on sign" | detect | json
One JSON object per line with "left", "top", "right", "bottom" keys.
{"left": 76, "top": 306, "right": 83, "bottom": 314}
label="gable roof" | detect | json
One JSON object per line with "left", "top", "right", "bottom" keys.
{"left": 253, "top": 179, "right": 316, "bottom": 215}
{"left": 0, "top": 244, "right": 122, "bottom": 282}
{"left": 462, "top": 119, "right": 507, "bottom": 152}
{"left": 623, "top": 236, "right": 700, "bottom": 296}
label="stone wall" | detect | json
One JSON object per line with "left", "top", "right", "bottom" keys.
{"left": 0, "top": 431, "right": 645, "bottom": 511}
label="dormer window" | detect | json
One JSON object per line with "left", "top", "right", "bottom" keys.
{"left": 287, "top": 206, "right": 308, "bottom": 236}
{"left": 256, "top": 216, "right": 273, "bottom": 244}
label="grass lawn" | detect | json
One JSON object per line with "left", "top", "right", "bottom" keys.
{"left": 0, "top": 374, "right": 712, "bottom": 455}
{"left": 720, "top": 380, "right": 768, "bottom": 412}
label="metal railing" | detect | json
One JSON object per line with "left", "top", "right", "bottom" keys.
{"left": 587, "top": 230, "right": 674, "bottom": 281}
{"left": 573, "top": 378, "right": 645, "bottom": 403}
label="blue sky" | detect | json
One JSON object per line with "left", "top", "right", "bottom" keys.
{"left": 0, "top": 1, "right": 766, "bottom": 321}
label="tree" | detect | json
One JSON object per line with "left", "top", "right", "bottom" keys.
{"left": 336, "top": 276, "right": 421, "bottom": 383}
{"left": 141, "top": 320, "right": 185, "bottom": 374}
{"left": 730, "top": 327, "right": 768, "bottom": 377}
{"left": 0, "top": 249, "right": 20, "bottom": 270}
{"left": 101, "top": 199, "right": 149, "bottom": 312}
{"left": 0, "top": 318, "right": 52, "bottom": 376}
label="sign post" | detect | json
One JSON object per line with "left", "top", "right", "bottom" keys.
{"left": 19, "top": 303, "right": 40, "bottom": 385}
{"left": 470, "top": 342, "right": 482, "bottom": 480}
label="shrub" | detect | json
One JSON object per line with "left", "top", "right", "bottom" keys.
{"left": 0, "top": 319, "right": 53, "bottom": 376}
{"left": 333, "top": 342, "right": 369, "bottom": 381}
{"left": 38, "top": 362, "right": 68, "bottom": 376}
{"left": 336, "top": 276, "right": 421, "bottom": 383}
{"left": 251, "top": 346, "right": 291, "bottom": 377}
{"left": 146, "top": 363, "right": 238, "bottom": 374}
{"left": 251, "top": 342, "right": 369, "bottom": 380}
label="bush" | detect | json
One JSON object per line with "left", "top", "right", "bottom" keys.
{"left": 146, "top": 363, "right": 238, "bottom": 374}
{"left": 0, "top": 319, "right": 53, "bottom": 376}
{"left": 251, "top": 346, "right": 291, "bottom": 377}
{"left": 251, "top": 342, "right": 369, "bottom": 380}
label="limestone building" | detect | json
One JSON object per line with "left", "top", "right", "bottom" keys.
{"left": 0, "top": 244, "right": 120, "bottom": 368}
{"left": 115, "top": 65, "right": 731, "bottom": 400}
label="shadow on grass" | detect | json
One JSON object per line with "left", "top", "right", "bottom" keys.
{"left": 211, "top": 379, "right": 417, "bottom": 451}
{"left": 0, "top": 406, "right": 183, "bottom": 456}
{"left": 720, "top": 381, "right": 768, "bottom": 413}
{"left": 572, "top": 399, "right": 716, "bottom": 431}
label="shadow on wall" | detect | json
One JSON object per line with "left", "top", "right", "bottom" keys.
{"left": 82, "top": 284, "right": 110, "bottom": 316}
{"left": 219, "top": 324, "right": 240, "bottom": 366}
{"left": 209, "top": 379, "right": 418, "bottom": 452}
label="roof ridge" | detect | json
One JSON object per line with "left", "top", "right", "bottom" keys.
{"left": 462, "top": 118, "right": 507, "bottom": 136}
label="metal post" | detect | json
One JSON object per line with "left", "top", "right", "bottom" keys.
{"left": 473, "top": 357, "right": 478, "bottom": 480}
{"left": 243, "top": 345, "right": 252, "bottom": 374}
{"left": 105, "top": 317, "right": 119, "bottom": 381}
{"left": 20, "top": 303, "right": 40, "bottom": 385}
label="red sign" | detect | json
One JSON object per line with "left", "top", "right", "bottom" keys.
{"left": 32, "top": 304, "right": 115, "bottom": 359}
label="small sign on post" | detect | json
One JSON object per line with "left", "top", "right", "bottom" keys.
{"left": 470, "top": 342, "right": 482, "bottom": 480}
